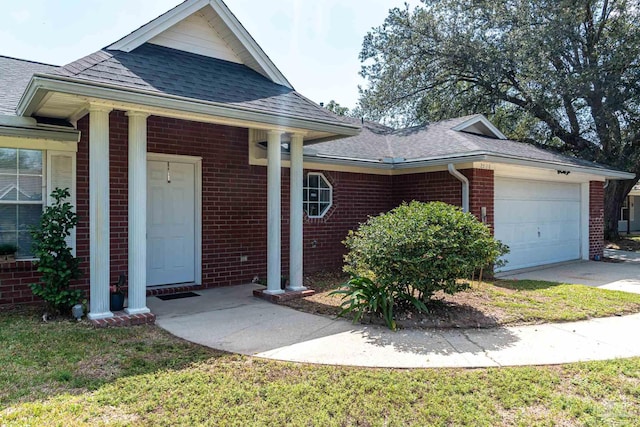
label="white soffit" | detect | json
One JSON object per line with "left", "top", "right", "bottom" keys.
{"left": 107, "top": 0, "right": 292, "bottom": 88}
{"left": 452, "top": 115, "right": 508, "bottom": 140}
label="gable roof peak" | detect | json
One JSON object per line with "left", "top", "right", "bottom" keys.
{"left": 106, "top": 0, "right": 292, "bottom": 88}
{"left": 450, "top": 114, "right": 507, "bottom": 140}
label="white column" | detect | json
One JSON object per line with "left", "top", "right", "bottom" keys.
{"left": 288, "top": 134, "right": 306, "bottom": 292}
{"left": 87, "top": 105, "right": 113, "bottom": 320}
{"left": 125, "top": 111, "right": 151, "bottom": 315}
{"left": 265, "top": 130, "right": 284, "bottom": 295}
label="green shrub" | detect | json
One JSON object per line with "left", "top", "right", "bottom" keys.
{"left": 29, "top": 188, "right": 82, "bottom": 314}
{"left": 344, "top": 201, "right": 508, "bottom": 307}
{"left": 0, "top": 243, "right": 17, "bottom": 255}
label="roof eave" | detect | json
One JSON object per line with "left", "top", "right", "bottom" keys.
{"left": 306, "top": 151, "right": 635, "bottom": 179}
{"left": 17, "top": 75, "right": 360, "bottom": 137}
{"left": 0, "top": 123, "right": 80, "bottom": 143}
{"left": 396, "top": 153, "right": 635, "bottom": 179}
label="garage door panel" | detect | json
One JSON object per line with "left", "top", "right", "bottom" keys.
{"left": 497, "top": 180, "right": 581, "bottom": 201}
{"left": 495, "top": 178, "right": 582, "bottom": 271}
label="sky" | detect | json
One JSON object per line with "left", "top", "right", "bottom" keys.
{"left": 0, "top": 0, "right": 419, "bottom": 110}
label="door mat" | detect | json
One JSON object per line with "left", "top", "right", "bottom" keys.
{"left": 157, "top": 292, "right": 200, "bottom": 301}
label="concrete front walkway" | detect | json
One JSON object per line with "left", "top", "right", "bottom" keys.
{"left": 149, "top": 283, "right": 640, "bottom": 368}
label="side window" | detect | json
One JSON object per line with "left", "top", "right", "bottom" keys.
{"left": 303, "top": 172, "right": 332, "bottom": 218}
{"left": 0, "top": 149, "right": 44, "bottom": 258}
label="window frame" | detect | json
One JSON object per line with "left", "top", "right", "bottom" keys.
{"left": 303, "top": 172, "right": 333, "bottom": 219}
{"left": 621, "top": 197, "right": 630, "bottom": 222}
{"left": 0, "top": 148, "right": 46, "bottom": 259}
{"left": 0, "top": 137, "right": 78, "bottom": 260}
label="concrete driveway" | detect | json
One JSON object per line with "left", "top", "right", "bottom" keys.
{"left": 497, "top": 249, "right": 640, "bottom": 294}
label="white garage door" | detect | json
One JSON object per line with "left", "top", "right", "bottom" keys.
{"left": 494, "top": 178, "right": 581, "bottom": 272}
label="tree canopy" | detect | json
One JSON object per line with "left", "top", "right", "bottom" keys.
{"left": 358, "top": 0, "right": 640, "bottom": 236}
{"left": 324, "top": 100, "right": 351, "bottom": 116}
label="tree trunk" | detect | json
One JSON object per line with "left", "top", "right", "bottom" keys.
{"left": 604, "top": 179, "right": 636, "bottom": 240}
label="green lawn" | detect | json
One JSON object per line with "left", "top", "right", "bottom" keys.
{"left": 477, "top": 279, "right": 640, "bottom": 323}
{"left": 1, "top": 309, "right": 639, "bottom": 426}
{"left": 287, "top": 275, "right": 640, "bottom": 328}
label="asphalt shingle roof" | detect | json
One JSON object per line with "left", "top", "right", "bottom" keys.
{"left": 0, "top": 51, "right": 625, "bottom": 174}
{"left": 306, "top": 115, "right": 613, "bottom": 171}
{"left": 50, "top": 43, "right": 347, "bottom": 125}
{"left": 0, "top": 55, "right": 57, "bottom": 115}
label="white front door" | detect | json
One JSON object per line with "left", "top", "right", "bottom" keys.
{"left": 495, "top": 178, "right": 582, "bottom": 272}
{"left": 147, "top": 160, "right": 196, "bottom": 286}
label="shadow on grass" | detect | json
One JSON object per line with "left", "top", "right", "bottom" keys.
{"left": 0, "top": 307, "right": 229, "bottom": 409}
{"left": 490, "top": 279, "right": 565, "bottom": 291}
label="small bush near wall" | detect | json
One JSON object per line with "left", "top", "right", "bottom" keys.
{"left": 340, "top": 201, "right": 508, "bottom": 328}
{"left": 29, "top": 188, "right": 82, "bottom": 315}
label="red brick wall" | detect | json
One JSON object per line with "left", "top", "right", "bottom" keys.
{"left": 392, "top": 170, "right": 462, "bottom": 207}
{"left": 303, "top": 171, "right": 393, "bottom": 272}
{"left": 0, "top": 261, "right": 41, "bottom": 306}
{"left": 467, "top": 169, "right": 495, "bottom": 232}
{"left": 392, "top": 168, "right": 494, "bottom": 231}
{"left": 144, "top": 113, "right": 267, "bottom": 287}
{"left": 589, "top": 181, "right": 605, "bottom": 259}
{"left": 2, "top": 108, "right": 588, "bottom": 308}
{"left": 0, "top": 112, "right": 395, "bottom": 306}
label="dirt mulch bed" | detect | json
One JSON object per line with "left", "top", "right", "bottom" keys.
{"left": 606, "top": 237, "right": 640, "bottom": 252}
{"left": 283, "top": 271, "right": 504, "bottom": 329}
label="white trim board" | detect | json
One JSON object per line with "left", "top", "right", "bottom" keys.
{"left": 147, "top": 152, "right": 203, "bottom": 286}
{"left": 452, "top": 115, "right": 507, "bottom": 140}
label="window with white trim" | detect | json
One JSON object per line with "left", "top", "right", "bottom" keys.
{"left": 0, "top": 145, "right": 76, "bottom": 259}
{"left": 303, "top": 173, "right": 332, "bottom": 218}
{"left": 0, "top": 149, "right": 44, "bottom": 258}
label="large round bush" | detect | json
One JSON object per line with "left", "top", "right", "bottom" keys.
{"left": 343, "top": 201, "right": 508, "bottom": 303}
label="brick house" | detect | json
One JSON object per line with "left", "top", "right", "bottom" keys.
{"left": 0, "top": 0, "right": 633, "bottom": 321}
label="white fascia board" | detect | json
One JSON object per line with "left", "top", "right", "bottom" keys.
{"left": 108, "top": 0, "right": 210, "bottom": 52}
{"left": 452, "top": 114, "right": 508, "bottom": 140}
{"left": 0, "top": 115, "right": 38, "bottom": 127}
{"left": 17, "top": 75, "right": 360, "bottom": 136}
{"left": 321, "top": 150, "right": 635, "bottom": 179}
{"left": 480, "top": 154, "right": 635, "bottom": 180}
{"left": 301, "top": 154, "right": 393, "bottom": 170}
{"left": 211, "top": 0, "right": 292, "bottom": 88}
{"left": 0, "top": 124, "right": 80, "bottom": 142}
{"left": 397, "top": 152, "right": 633, "bottom": 180}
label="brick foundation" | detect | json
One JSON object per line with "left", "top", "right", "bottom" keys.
{"left": 89, "top": 311, "right": 156, "bottom": 328}
{"left": 252, "top": 288, "right": 316, "bottom": 303}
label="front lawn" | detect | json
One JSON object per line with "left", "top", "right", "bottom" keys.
{"left": 1, "top": 310, "right": 639, "bottom": 425}
{"left": 283, "top": 273, "right": 640, "bottom": 328}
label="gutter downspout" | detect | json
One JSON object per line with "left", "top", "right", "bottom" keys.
{"left": 448, "top": 164, "right": 469, "bottom": 213}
